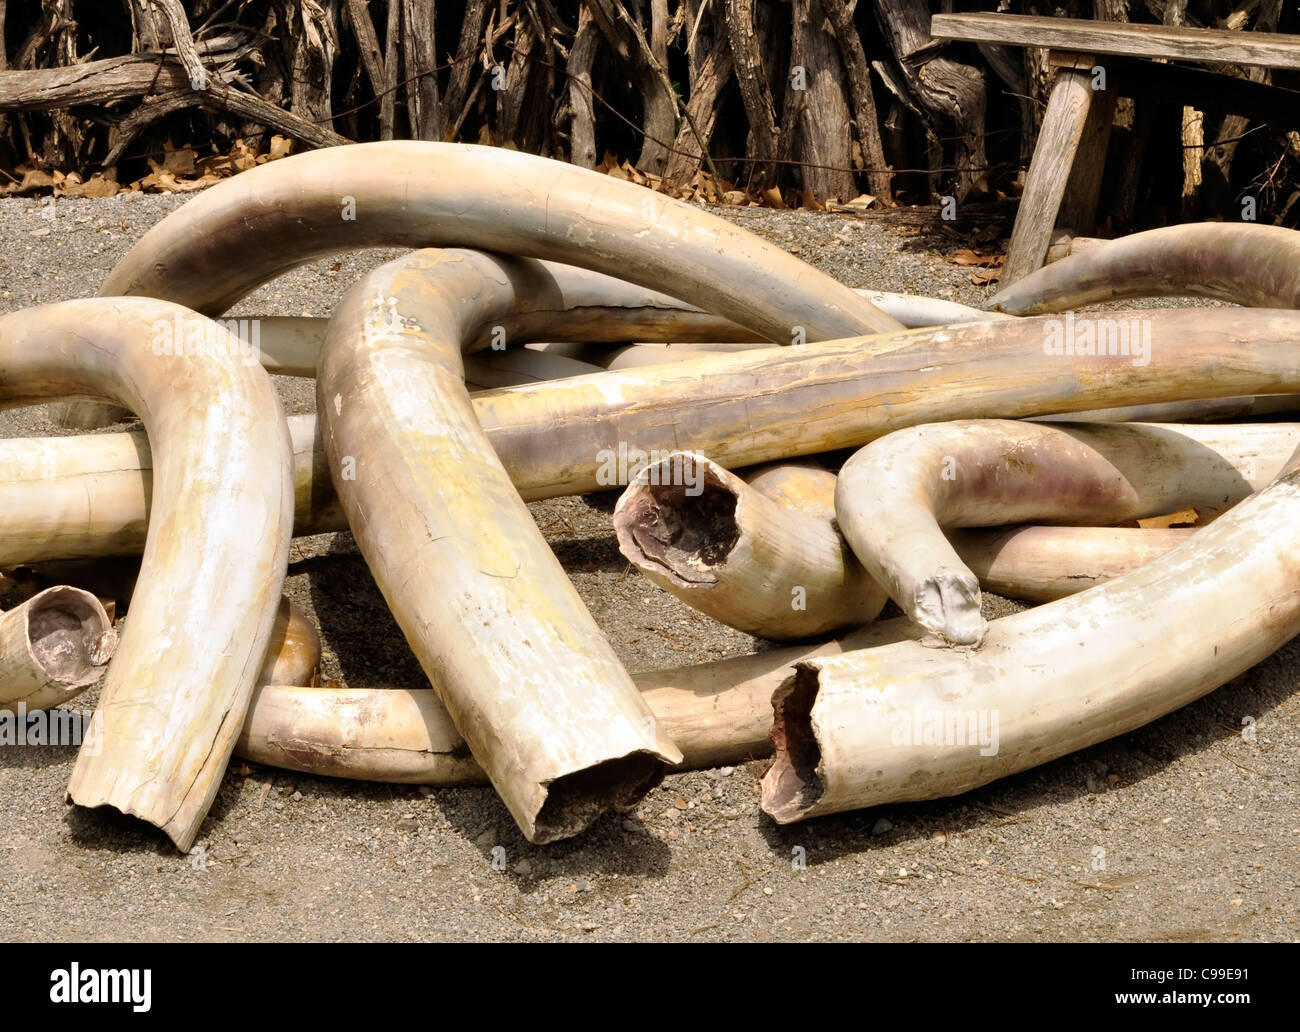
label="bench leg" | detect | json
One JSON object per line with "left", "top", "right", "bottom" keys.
{"left": 1059, "top": 81, "right": 1117, "bottom": 235}
{"left": 1003, "top": 64, "right": 1096, "bottom": 286}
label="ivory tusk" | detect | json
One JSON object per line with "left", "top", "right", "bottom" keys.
{"left": 612, "top": 450, "right": 1223, "bottom": 639}
{"left": 834, "top": 420, "right": 1300, "bottom": 645}
{"left": 761, "top": 453, "right": 1300, "bottom": 825}
{"left": 0, "top": 414, "right": 340, "bottom": 566}
{"left": 212, "top": 279, "right": 1006, "bottom": 381}
{"left": 951, "top": 525, "right": 1192, "bottom": 602}
{"left": 988, "top": 223, "right": 1300, "bottom": 315}
{"left": 11, "top": 308, "right": 1300, "bottom": 566}
{"left": 474, "top": 308, "right": 1300, "bottom": 499}
{"left": 102, "top": 142, "right": 901, "bottom": 340}
{"left": 0, "top": 587, "right": 116, "bottom": 712}
{"left": 257, "top": 598, "right": 320, "bottom": 689}
{"left": 0, "top": 298, "right": 294, "bottom": 852}
{"left": 234, "top": 620, "right": 924, "bottom": 785}
{"left": 1034, "top": 395, "right": 1300, "bottom": 425}
{"left": 612, "top": 453, "right": 887, "bottom": 640}
{"left": 317, "top": 249, "right": 680, "bottom": 843}
{"left": 858, "top": 289, "right": 1013, "bottom": 326}
{"left": 75, "top": 142, "right": 901, "bottom": 434}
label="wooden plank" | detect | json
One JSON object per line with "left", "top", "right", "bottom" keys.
{"left": 1058, "top": 80, "right": 1117, "bottom": 234}
{"left": 932, "top": 13, "right": 1300, "bottom": 71}
{"left": 1003, "top": 66, "right": 1094, "bottom": 286}
{"left": 1113, "top": 58, "right": 1300, "bottom": 128}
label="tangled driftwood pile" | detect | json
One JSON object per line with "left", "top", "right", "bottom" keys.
{"left": 3, "top": 141, "right": 1299, "bottom": 851}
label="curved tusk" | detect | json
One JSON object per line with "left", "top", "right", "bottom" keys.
{"left": 0, "top": 298, "right": 294, "bottom": 851}
{"left": 951, "top": 525, "right": 1192, "bottom": 602}
{"left": 318, "top": 249, "right": 683, "bottom": 843}
{"left": 988, "top": 223, "right": 1300, "bottom": 315}
{"left": 234, "top": 619, "right": 924, "bottom": 785}
{"left": 762, "top": 452, "right": 1300, "bottom": 825}
{"left": 102, "top": 142, "right": 901, "bottom": 340}
{"left": 835, "top": 419, "right": 1300, "bottom": 645}
{"left": 257, "top": 598, "right": 320, "bottom": 690}
{"left": 612, "top": 450, "right": 1217, "bottom": 640}
{"left": 0, "top": 587, "right": 116, "bottom": 712}
{"left": 612, "top": 453, "right": 887, "bottom": 640}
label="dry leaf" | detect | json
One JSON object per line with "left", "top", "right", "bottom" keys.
{"left": 797, "top": 189, "right": 825, "bottom": 211}
{"left": 970, "top": 267, "right": 1002, "bottom": 285}
{"left": 760, "top": 186, "right": 786, "bottom": 209}
{"left": 61, "top": 173, "right": 119, "bottom": 199}
{"left": 266, "top": 135, "right": 293, "bottom": 162}
{"left": 161, "top": 144, "right": 196, "bottom": 176}
{"left": 950, "top": 248, "right": 1005, "bottom": 268}
{"left": 1138, "top": 507, "right": 1200, "bottom": 529}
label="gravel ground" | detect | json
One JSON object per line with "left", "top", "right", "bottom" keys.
{"left": 0, "top": 191, "right": 1296, "bottom": 943}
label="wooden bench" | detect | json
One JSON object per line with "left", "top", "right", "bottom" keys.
{"left": 930, "top": 13, "right": 1300, "bottom": 285}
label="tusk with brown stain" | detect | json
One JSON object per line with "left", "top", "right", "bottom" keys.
{"left": 0, "top": 587, "right": 116, "bottom": 712}
{"left": 234, "top": 620, "right": 924, "bottom": 784}
{"left": 1034, "top": 395, "right": 1300, "bottom": 425}
{"left": 761, "top": 453, "right": 1300, "bottom": 825}
{"left": 257, "top": 598, "right": 320, "bottom": 689}
{"left": 0, "top": 298, "right": 294, "bottom": 852}
{"left": 988, "top": 223, "right": 1300, "bottom": 315}
{"left": 612, "top": 453, "right": 887, "bottom": 640}
{"left": 835, "top": 420, "right": 1299, "bottom": 646}
{"left": 11, "top": 308, "right": 1300, "bottom": 567}
{"left": 952, "top": 525, "right": 1192, "bottom": 602}
{"left": 233, "top": 281, "right": 1004, "bottom": 381}
{"left": 611, "top": 450, "right": 1228, "bottom": 639}
{"left": 318, "top": 249, "right": 682, "bottom": 843}
{"left": 474, "top": 308, "right": 1300, "bottom": 499}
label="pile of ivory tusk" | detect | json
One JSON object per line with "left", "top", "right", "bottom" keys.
{"left": 3, "top": 142, "right": 1299, "bottom": 849}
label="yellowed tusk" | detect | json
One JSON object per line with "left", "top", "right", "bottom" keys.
{"left": 0, "top": 298, "right": 294, "bottom": 852}
{"left": 835, "top": 419, "right": 1300, "bottom": 645}
{"left": 0, "top": 587, "right": 116, "bottom": 712}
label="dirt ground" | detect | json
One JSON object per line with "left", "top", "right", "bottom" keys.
{"left": 1, "top": 191, "right": 1296, "bottom": 942}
